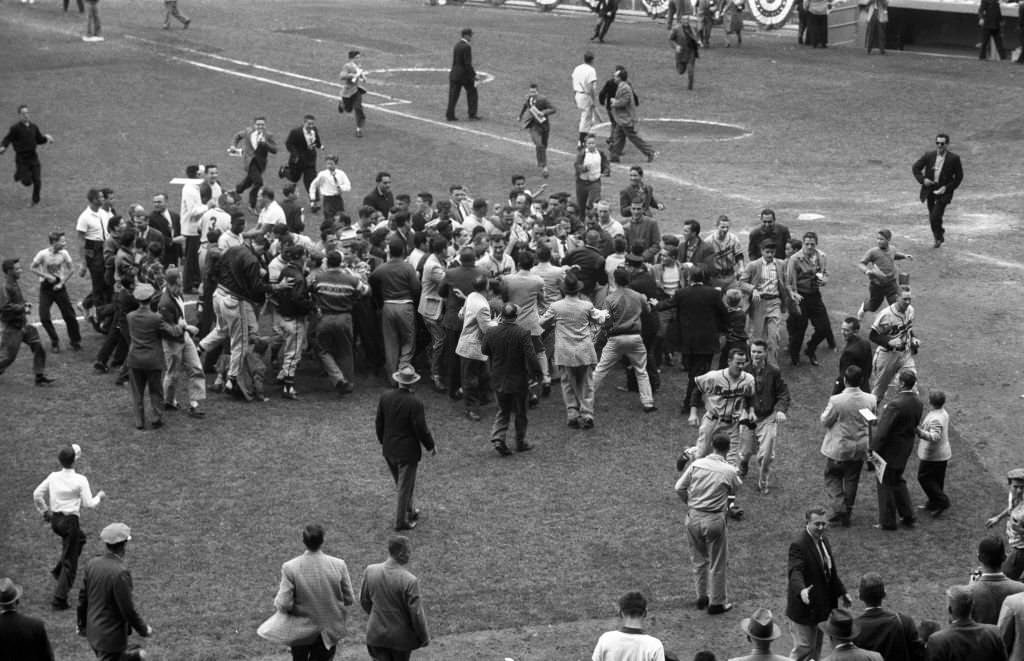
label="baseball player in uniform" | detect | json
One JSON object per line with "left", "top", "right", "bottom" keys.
{"left": 868, "top": 285, "right": 917, "bottom": 403}
{"left": 694, "top": 348, "right": 755, "bottom": 461}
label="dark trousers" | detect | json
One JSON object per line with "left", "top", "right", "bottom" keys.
{"left": 446, "top": 80, "right": 478, "bottom": 120}
{"left": 386, "top": 459, "right": 418, "bottom": 529}
{"left": 461, "top": 357, "right": 489, "bottom": 412}
{"left": 50, "top": 512, "right": 86, "bottom": 605}
{"left": 129, "top": 368, "right": 164, "bottom": 428}
{"left": 235, "top": 160, "right": 266, "bottom": 209}
{"left": 925, "top": 195, "right": 949, "bottom": 242}
{"left": 491, "top": 390, "right": 528, "bottom": 447}
{"left": 39, "top": 283, "right": 81, "bottom": 347}
{"left": 63, "top": 0, "right": 84, "bottom": 11}
{"left": 594, "top": 7, "right": 617, "bottom": 40}
{"left": 367, "top": 647, "right": 412, "bottom": 661}
{"left": 444, "top": 327, "right": 462, "bottom": 397}
{"left": 877, "top": 467, "right": 914, "bottom": 528}
{"left": 291, "top": 640, "right": 335, "bottom": 661}
{"left": 806, "top": 13, "right": 828, "bottom": 46}
{"left": 788, "top": 291, "right": 832, "bottom": 360}
{"left": 609, "top": 122, "right": 654, "bottom": 160}
{"left": 183, "top": 235, "right": 201, "bottom": 293}
{"left": 13, "top": 152, "right": 42, "bottom": 203}
{"left": 321, "top": 195, "right": 344, "bottom": 223}
{"left": 917, "top": 459, "right": 950, "bottom": 510}
{"left": 575, "top": 178, "right": 602, "bottom": 211}
{"left": 96, "top": 319, "right": 130, "bottom": 369}
{"left": 352, "top": 298, "right": 383, "bottom": 374}
{"left": 865, "top": 14, "right": 886, "bottom": 52}
{"left": 682, "top": 352, "right": 713, "bottom": 409}
{"left": 343, "top": 90, "right": 367, "bottom": 128}
{"left": 83, "top": 245, "right": 109, "bottom": 310}
{"left": 0, "top": 324, "right": 46, "bottom": 375}
{"left": 979, "top": 28, "right": 1006, "bottom": 59}
{"left": 797, "top": 6, "right": 808, "bottom": 43}
{"left": 824, "top": 458, "right": 863, "bottom": 516}
{"left": 528, "top": 124, "right": 550, "bottom": 168}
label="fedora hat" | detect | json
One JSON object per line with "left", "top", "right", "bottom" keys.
{"left": 740, "top": 607, "right": 782, "bottom": 641}
{"left": 0, "top": 578, "right": 23, "bottom": 607}
{"left": 392, "top": 365, "right": 421, "bottom": 386}
{"left": 818, "top": 608, "right": 860, "bottom": 641}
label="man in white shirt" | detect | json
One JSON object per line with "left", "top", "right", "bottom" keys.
{"left": 571, "top": 51, "right": 600, "bottom": 149}
{"left": 253, "top": 187, "right": 286, "bottom": 236}
{"left": 32, "top": 444, "right": 105, "bottom": 610}
{"left": 75, "top": 188, "right": 108, "bottom": 315}
{"left": 591, "top": 591, "right": 667, "bottom": 661}
{"left": 181, "top": 164, "right": 221, "bottom": 293}
{"left": 308, "top": 155, "right": 351, "bottom": 222}
{"left": 595, "top": 200, "right": 625, "bottom": 238}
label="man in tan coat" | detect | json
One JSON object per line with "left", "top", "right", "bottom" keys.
{"left": 360, "top": 536, "right": 430, "bottom": 660}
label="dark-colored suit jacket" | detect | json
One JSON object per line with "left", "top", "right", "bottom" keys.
{"left": 0, "top": 610, "right": 54, "bottom": 661}
{"left": 360, "top": 558, "right": 430, "bottom": 651}
{"left": 911, "top": 150, "right": 963, "bottom": 204}
{"left": 825, "top": 646, "right": 883, "bottom": 661}
{"left": 375, "top": 389, "right": 435, "bottom": 463}
{"left": 481, "top": 320, "right": 540, "bottom": 394}
{"left": 660, "top": 283, "right": 727, "bottom": 354}
{"left": 285, "top": 126, "right": 322, "bottom": 171}
{"left": 77, "top": 552, "right": 149, "bottom": 654}
{"left": 148, "top": 209, "right": 181, "bottom": 267}
{"left": 854, "top": 606, "right": 926, "bottom": 661}
{"left": 157, "top": 290, "right": 189, "bottom": 345}
{"left": 125, "top": 307, "right": 180, "bottom": 370}
{"left": 232, "top": 127, "right": 278, "bottom": 170}
{"left": 870, "top": 390, "right": 923, "bottom": 473}
{"left": 449, "top": 39, "right": 475, "bottom": 84}
{"left": 786, "top": 531, "right": 847, "bottom": 625}
{"left": 563, "top": 246, "right": 607, "bottom": 298}
{"left": 835, "top": 335, "right": 873, "bottom": 394}
{"left": 926, "top": 620, "right": 1007, "bottom": 661}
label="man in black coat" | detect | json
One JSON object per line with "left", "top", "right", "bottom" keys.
{"left": 786, "top": 506, "right": 852, "bottom": 661}
{"left": 833, "top": 317, "right": 872, "bottom": 394}
{"left": 283, "top": 114, "right": 323, "bottom": 197}
{"left": 911, "top": 133, "right": 963, "bottom": 248}
{"left": 563, "top": 230, "right": 607, "bottom": 301}
{"left": 0, "top": 104, "right": 54, "bottom": 206}
{"left": 148, "top": 193, "right": 181, "bottom": 268}
{"left": 375, "top": 366, "right": 437, "bottom": 531}
{"left": 0, "top": 578, "right": 54, "bottom": 661}
{"left": 852, "top": 572, "right": 926, "bottom": 661}
{"left": 869, "top": 370, "right": 923, "bottom": 530}
{"left": 658, "top": 265, "right": 728, "bottom": 421}
{"left": 481, "top": 303, "right": 541, "bottom": 456}
{"left": 446, "top": 28, "right": 479, "bottom": 122}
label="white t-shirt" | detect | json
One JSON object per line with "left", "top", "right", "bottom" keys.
{"left": 572, "top": 63, "right": 597, "bottom": 97}
{"left": 258, "top": 201, "right": 287, "bottom": 228}
{"left": 592, "top": 629, "right": 665, "bottom": 661}
{"left": 76, "top": 207, "right": 106, "bottom": 241}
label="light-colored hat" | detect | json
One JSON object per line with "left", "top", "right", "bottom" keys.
{"left": 100, "top": 522, "right": 132, "bottom": 544}
{"left": 0, "top": 578, "right": 23, "bottom": 607}
{"left": 1008, "top": 468, "right": 1024, "bottom": 484}
{"left": 740, "top": 607, "right": 782, "bottom": 641}
{"left": 132, "top": 283, "right": 155, "bottom": 302}
{"left": 392, "top": 366, "right": 421, "bottom": 386}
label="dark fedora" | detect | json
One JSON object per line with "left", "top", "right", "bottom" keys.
{"left": 740, "top": 607, "right": 782, "bottom": 641}
{"left": 818, "top": 607, "right": 860, "bottom": 641}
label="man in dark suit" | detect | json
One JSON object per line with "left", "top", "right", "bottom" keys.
{"left": 481, "top": 303, "right": 542, "bottom": 456}
{"left": 284, "top": 114, "right": 323, "bottom": 199}
{"left": 375, "top": 366, "right": 437, "bottom": 532}
{"left": 658, "top": 265, "right": 728, "bottom": 423}
{"left": 148, "top": 193, "right": 181, "bottom": 268}
{"left": 0, "top": 578, "right": 54, "bottom": 661}
{"left": 852, "top": 573, "right": 926, "bottom": 661}
{"left": 77, "top": 522, "right": 152, "bottom": 661}
{"left": 786, "top": 506, "right": 852, "bottom": 661}
{"left": 360, "top": 536, "right": 430, "bottom": 660}
{"left": 869, "top": 370, "right": 923, "bottom": 530}
{"left": 833, "top": 317, "right": 872, "bottom": 394}
{"left": 362, "top": 171, "right": 394, "bottom": 216}
{"left": 229, "top": 116, "right": 278, "bottom": 210}
{"left": 911, "top": 133, "right": 963, "bottom": 248}
{"left": 446, "top": 28, "right": 479, "bottom": 122}
{"left": 927, "top": 585, "right": 1007, "bottom": 661}
{"left": 562, "top": 230, "right": 608, "bottom": 301}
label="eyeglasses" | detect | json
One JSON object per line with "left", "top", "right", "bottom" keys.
{"left": 935, "top": 141, "right": 947, "bottom": 146}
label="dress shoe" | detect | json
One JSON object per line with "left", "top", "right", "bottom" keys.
{"left": 445, "top": 116, "right": 458, "bottom": 122}
{"left": 51, "top": 599, "right": 70, "bottom": 611}
{"left": 707, "top": 603, "right": 733, "bottom": 615}
{"left": 873, "top": 524, "right": 898, "bottom": 531}
{"left": 528, "top": 394, "right": 539, "bottom": 408}
{"left": 567, "top": 417, "right": 580, "bottom": 428}
{"left": 647, "top": 151, "right": 659, "bottom": 163}
{"left": 933, "top": 239, "right": 943, "bottom": 248}
{"left": 931, "top": 505, "right": 950, "bottom": 518}
{"left": 493, "top": 443, "right": 513, "bottom": 457}
{"left": 395, "top": 521, "right": 417, "bottom": 532}
{"left": 580, "top": 417, "right": 594, "bottom": 430}
{"left": 336, "top": 381, "right": 354, "bottom": 396}
{"left": 468, "top": 115, "right": 483, "bottom": 121}
{"left": 164, "top": 401, "right": 180, "bottom": 411}
{"left": 93, "top": 362, "right": 109, "bottom": 373}
{"left": 282, "top": 386, "right": 298, "bottom": 400}
{"left": 408, "top": 509, "right": 421, "bottom": 522}
{"left": 643, "top": 405, "right": 658, "bottom": 413}
{"left": 804, "top": 351, "right": 820, "bottom": 366}
{"left": 900, "top": 516, "right": 917, "bottom": 528}
{"left": 151, "top": 420, "right": 164, "bottom": 430}
{"left": 917, "top": 503, "right": 936, "bottom": 511}
{"left": 541, "top": 382, "right": 551, "bottom": 397}
{"left": 35, "top": 375, "right": 56, "bottom": 386}
{"left": 695, "top": 595, "right": 709, "bottom": 610}
{"left": 515, "top": 442, "right": 534, "bottom": 453}
{"left": 188, "top": 406, "right": 205, "bottom": 419}
{"left": 51, "top": 342, "right": 60, "bottom": 353}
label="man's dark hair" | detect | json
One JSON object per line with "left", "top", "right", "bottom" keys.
{"left": 261, "top": 188, "right": 275, "bottom": 201}
{"left": 517, "top": 251, "right": 535, "bottom": 271}
{"left": 430, "top": 236, "right": 447, "bottom": 254}
{"left": 282, "top": 183, "right": 296, "bottom": 197}
{"left": 613, "top": 268, "right": 629, "bottom": 287}
{"left": 48, "top": 231, "right": 64, "bottom": 244}
{"left": 58, "top": 446, "right": 76, "bottom": 468}
{"left": 396, "top": 193, "right": 411, "bottom": 205}
{"left": 348, "top": 50, "right": 360, "bottom": 59}
{"left": 929, "top": 390, "right": 946, "bottom": 408}
{"left": 978, "top": 536, "right": 1007, "bottom": 568}
{"left": 388, "top": 239, "right": 406, "bottom": 259}
{"left": 392, "top": 211, "right": 411, "bottom": 228}
{"left": 936, "top": 132, "right": 950, "bottom": 143}
{"left": 326, "top": 251, "right": 343, "bottom": 268}
{"left": 583, "top": 51, "right": 594, "bottom": 64}
{"left": 536, "top": 244, "right": 552, "bottom": 262}
{"left": 87, "top": 188, "right": 102, "bottom": 204}
{"left": 844, "top": 365, "right": 863, "bottom": 388}
{"left": 106, "top": 540, "right": 127, "bottom": 554}
{"left": 303, "top": 114, "right": 315, "bottom": 121}
{"left": 711, "top": 432, "right": 730, "bottom": 454}
{"left": 303, "top": 524, "right": 325, "bottom": 551}
{"left": 859, "top": 572, "right": 886, "bottom": 606}
{"left": 898, "top": 370, "right": 917, "bottom": 390}
{"left": 683, "top": 219, "right": 701, "bottom": 235}
{"left": 805, "top": 505, "right": 828, "bottom": 520}
{"left": 615, "top": 66, "right": 628, "bottom": 81}
{"left": 388, "top": 535, "right": 410, "bottom": 558}
{"left": 844, "top": 316, "right": 860, "bottom": 332}
{"left": 760, "top": 208, "right": 776, "bottom": 221}
{"left": 803, "top": 231, "right": 818, "bottom": 243}
{"left": 727, "top": 347, "right": 746, "bottom": 362}
{"left": 618, "top": 591, "right": 647, "bottom": 617}
{"left": 375, "top": 171, "right": 390, "bottom": 183}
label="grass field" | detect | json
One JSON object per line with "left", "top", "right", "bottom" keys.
{"left": 1, "top": 0, "right": 1023, "bottom": 659}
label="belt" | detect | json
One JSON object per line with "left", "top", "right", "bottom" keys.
{"left": 709, "top": 414, "right": 736, "bottom": 424}
{"left": 84, "top": 239, "right": 104, "bottom": 247}
{"left": 691, "top": 508, "right": 726, "bottom": 515}
{"left": 608, "top": 330, "right": 641, "bottom": 337}
{"left": 384, "top": 299, "right": 413, "bottom": 305}
{"left": 760, "top": 294, "right": 779, "bottom": 300}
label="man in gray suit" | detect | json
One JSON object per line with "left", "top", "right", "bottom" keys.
{"left": 360, "top": 536, "right": 430, "bottom": 661}
{"left": 820, "top": 366, "right": 877, "bottom": 527}
{"left": 272, "top": 524, "right": 355, "bottom": 661}
{"left": 77, "top": 523, "right": 152, "bottom": 661}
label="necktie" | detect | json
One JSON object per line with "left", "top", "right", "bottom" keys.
{"left": 330, "top": 171, "right": 340, "bottom": 194}
{"left": 817, "top": 539, "right": 832, "bottom": 579}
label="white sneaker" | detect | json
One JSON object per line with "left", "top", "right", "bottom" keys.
{"left": 93, "top": 36, "right": 104, "bottom": 41}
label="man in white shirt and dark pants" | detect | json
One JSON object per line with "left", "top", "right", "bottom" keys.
{"left": 32, "top": 445, "right": 105, "bottom": 610}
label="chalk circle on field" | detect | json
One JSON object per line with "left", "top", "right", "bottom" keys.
{"left": 591, "top": 118, "right": 752, "bottom": 143}
{"left": 365, "top": 68, "right": 495, "bottom": 87}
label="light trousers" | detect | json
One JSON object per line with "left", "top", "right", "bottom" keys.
{"left": 686, "top": 509, "right": 728, "bottom": 606}
{"left": 593, "top": 334, "right": 654, "bottom": 407}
